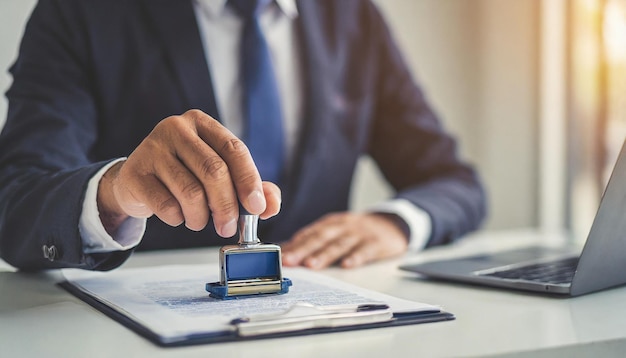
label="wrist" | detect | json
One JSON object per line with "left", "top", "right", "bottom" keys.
{"left": 97, "top": 161, "right": 129, "bottom": 235}
{"left": 370, "top": 212, "right": 411, "bottom": 241}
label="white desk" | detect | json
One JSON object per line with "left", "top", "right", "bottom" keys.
{"left": 2, "top": 229, "right": 626, "bottom": 358}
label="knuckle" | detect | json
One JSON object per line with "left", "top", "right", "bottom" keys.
{"left": 334, "top": 238, "right": 353, "bottom": 250}
{"left": 185, "top": 109, "right": 219, "bottom": 127}
{"left": 237, "top": 172, "right": 259, "bottom": 187}
{"left": 152, "top": 115, "right": 188, "bottom": 140}
{"left": 302, "top": 226, "right": 320, "bottom": 239}
{"left": 221, "top": 138, "right": 250, "bottom": 158}
{"left": 320, "top": 212, "right": 343, "bottom": 223}
{"left": 140, "top": 136, "right": 161, "bottom": 152}
{"left": 180, "top": 182, "right": 206, "bottom": 204}
{"left": 155, "top": 196, "right": 180, "bottom": 216}
{"left": 184, "top": 109, "right": 204, "bottom": 118}
{"left": 160, "top": 114, "right": 185, "bottom": 128}
{"left": 209, "top": 196, "right": 237, "bottom": 217}
{"left": 199, "top": 156, "right": 229, "bottom": 181}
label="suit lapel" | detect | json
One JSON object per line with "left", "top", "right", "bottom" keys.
{"left": 141, "top": 0, "right": 220, "bottom": 120}
{"left": 280, "top": 0, "right": 333, "bottom": 211}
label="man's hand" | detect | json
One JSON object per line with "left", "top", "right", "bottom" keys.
{"left": 96, "top": 109, "right": 281, "bottom": 236}
{"left": 281, "top": 212, "right": 409, "bottom": 269}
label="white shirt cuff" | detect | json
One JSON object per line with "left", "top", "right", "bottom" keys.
{"left": 79, "top": 158, "right": 146, "bottom": 253}
{"left": 367, "top": 198, "right": 432, "bottom": 251}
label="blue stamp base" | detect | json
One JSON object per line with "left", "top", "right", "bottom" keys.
{"left": 206, "top": 278, "right": 293, "bottom": 300}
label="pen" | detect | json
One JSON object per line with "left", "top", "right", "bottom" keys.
{"left": 232, "top": 303, "right": 390, "bottom": 324}
{"left": 230, "top": 303, "right": 393, "bottom": 337}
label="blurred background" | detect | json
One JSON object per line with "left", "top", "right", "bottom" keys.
{"left": 1, "top": 0, "right": 624, "bottom": 243}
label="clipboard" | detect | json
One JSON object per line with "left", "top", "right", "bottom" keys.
{"left": 59, "top": 265, "right": 454, "bottom": 347}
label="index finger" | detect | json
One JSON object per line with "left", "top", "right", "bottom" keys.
{"left": 190, "top": 110, "right": 267, "bottom": 215}
{"left": 281, "top": 224, "right": 345, "bottom": 266}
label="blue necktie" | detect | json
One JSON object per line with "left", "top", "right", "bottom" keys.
{"left": 230, "top": 0, "right": 284, "bottom": 184}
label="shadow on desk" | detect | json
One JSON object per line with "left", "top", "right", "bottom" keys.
{"left": 0, "top": 270, "right": 66, "bottom": 313}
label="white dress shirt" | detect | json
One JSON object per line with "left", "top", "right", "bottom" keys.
{"left": 79, "top": 0, "right": 432, "bottom": 254}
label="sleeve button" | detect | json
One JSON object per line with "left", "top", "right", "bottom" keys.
{"left": 42, "top": 245, "right": 57, "bottom": 261}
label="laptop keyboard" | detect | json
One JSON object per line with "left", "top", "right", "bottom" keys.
{"left": 481, "top": 257, "right": 579, "bottom": 284}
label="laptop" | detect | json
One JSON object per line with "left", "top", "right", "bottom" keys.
{"left": 400, "top": 138, "right": 626, "bottom": 297}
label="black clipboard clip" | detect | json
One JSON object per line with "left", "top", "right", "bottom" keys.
{"left": 230, "top": 302, "right": 393, "bottom": 337}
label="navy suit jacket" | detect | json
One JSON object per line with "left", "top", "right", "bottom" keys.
{"left": 0, "top": 0, "right": 486, "bottom": 270}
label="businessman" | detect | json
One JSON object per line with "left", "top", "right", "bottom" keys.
{"left": 0, "top": 0, "right": 487, "bottom": 271}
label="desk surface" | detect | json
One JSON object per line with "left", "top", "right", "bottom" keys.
{"left": 2, "top": 229, "right": 626, "bottom": 358}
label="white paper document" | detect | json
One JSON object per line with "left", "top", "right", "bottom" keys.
{"left": 62, "top": 265, "right": 443, "bottom": 344}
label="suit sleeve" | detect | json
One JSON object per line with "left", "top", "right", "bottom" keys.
{"left": 365, "top": 3, "right": 488, "bottom": 247}
{"left": 0, "top": 0, "right": 132, "bottom": 270}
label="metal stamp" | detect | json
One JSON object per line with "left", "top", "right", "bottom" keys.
{"left": 206, "top": 207, "right": 292, "bottom": 299}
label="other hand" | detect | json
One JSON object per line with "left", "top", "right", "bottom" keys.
{"left": 281, "top": 212, "right": 409, "bottom": 269}
{"left": 97, "top": 109, "right": 281, "bottom": 236}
